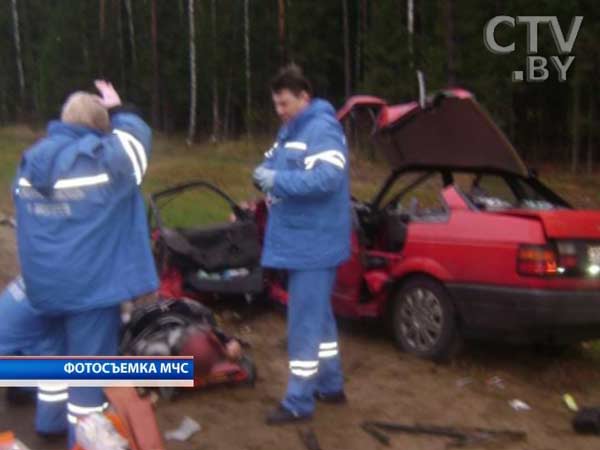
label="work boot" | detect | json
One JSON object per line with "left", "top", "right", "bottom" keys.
{"left": 36, "top": 431, "right": 67, "bottom": 443}
{"left": 314, "top": 390, "right": 347, "bottom": 404}
{"left": 265, "top": 404, "right": 311, "bottom": 425}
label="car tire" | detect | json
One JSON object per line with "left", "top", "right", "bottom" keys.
{"left": 391, "top": 276, "right": 461, "bottom": 362}
{"left": 238, "top": 354, "right": 257, "bottom": 387}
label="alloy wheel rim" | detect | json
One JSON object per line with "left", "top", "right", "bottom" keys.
{"left": 399, "top": 287, "right": 443, "bottom": 352}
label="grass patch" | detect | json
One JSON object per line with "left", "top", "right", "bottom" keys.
{"left": 2, "top": 126, "right": 600, "bottom": 220}
{"left": 0, "top": 126, "right": 44, "bottom": 212}
{"left": 0, "top": 127, "right": 385, "bottom": 225}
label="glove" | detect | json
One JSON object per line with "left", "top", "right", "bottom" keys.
{"left": 253, "top": 166, "right": 276, "bottom": 192}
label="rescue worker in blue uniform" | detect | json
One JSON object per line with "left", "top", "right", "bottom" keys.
{"left": 0, "top": 276, "right": 67, "bottom": 438}
{"left": 253, "top": 65, "right": 351, "bottom": 423}
{"left": 12, "top": 80, "right": 158, "bottom": 447}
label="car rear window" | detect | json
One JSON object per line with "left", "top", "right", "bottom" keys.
{"left": 453, "top": 172, "right": 559, "bottom": 211}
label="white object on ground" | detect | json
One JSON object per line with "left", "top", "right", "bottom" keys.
{"left": 456, "top": 377, "right": 474, "bottom": 388}
{"left": 75, "top": 413, "right": 129, "bottom": 450}
{"left": 165, "top": 416, "right": 202, "bottom": 441}
{"left": 486, "top": 375, "right": 506, "bottom": 390}
{"left": 509, "top": 399, "right": 531, "bottom": 411}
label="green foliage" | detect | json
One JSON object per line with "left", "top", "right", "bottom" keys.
{"left": 0, "top": 0, "right": 597, "bottom": 169}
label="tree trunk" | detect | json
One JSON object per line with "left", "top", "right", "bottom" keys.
{"left": 508, "top": 87, "right": 516, "bottom": 142}
{"left": 186, "top": 0, "right": 197, "bottom": 146}
{"left": 587, "top": 92, "right": 595, "bottom": 174}
{"left": 99, "top": 0, "right": 106, "bottom": 74}
{"left": 81, "top": 1, "right": 92, "bottom": 83}
{"left": 21, "top": 2, "right": 38, "bottom": 117}
{"left": 0, "top": 82, "right": 8, "bottom": 123}
{"left": 342, "top": 0, "right": 351, "bottom": 99}
{"left": 224, "top": 72, "right": 233, "bottom": 138}
{"left": 151, "top": 0, "right": 160, "bottom": 128}
{"left": 99, "top": 0, "right": 106, "bottom": 36}
{"left": 224, "top": 1, "right": 240, "bottom": 139}
{"left": 244, "top": 0, "right": 251, "bottom": 136}
{"left": 571, "top": 66, "right": 581, "bottom": 173}
{"left": 115, "top": 0, "right": 126, "bottom": 91}
{"left": 355, "top": 0, "right": 367, "bottom": 86}
{"left": 211, "top": 0, "right": 220, "bottom": 142}
{"left": 124, "top": 0, "right": 137, "bottom": 71}
{"left": 407, "top": 0, "right": 414, "bottom": 67}
{"left": 278, "top": 0, "right": 286, "bottom": 64}
{"left": 443, "top": 0, "right": 456, "bottom": 86}
{"left": 178, "top": 0, "right": 185, "bottom": 24}
{"left": 11, "top": 0, "right": 26, "bottom": 114}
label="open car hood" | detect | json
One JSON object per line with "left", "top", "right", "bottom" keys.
{"left": 337, "top": 89, "right": 528, "bottom": 177}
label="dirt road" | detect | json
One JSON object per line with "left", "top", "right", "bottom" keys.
{"left": 2, "top": 225, "right": 600, "bottom": 450}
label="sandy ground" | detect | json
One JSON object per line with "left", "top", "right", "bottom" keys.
{"left": 2, "top": 224, "right": 600, "bottom": 450}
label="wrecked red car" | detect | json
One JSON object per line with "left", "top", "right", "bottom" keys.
{"left": 270, "top": 89, "right": 600, "bottom": 360}
{"left": 151, "top": 90, "right": 600, "bottom": 361}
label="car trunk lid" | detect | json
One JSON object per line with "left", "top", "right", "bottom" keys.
{"left": 337, "top": 89, "right": 528, "bottom": 176}
{"left": 494, "top": 209, "right": 600, "bottom": 240}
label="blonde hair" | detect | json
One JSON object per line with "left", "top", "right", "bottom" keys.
{"left": 60, "top": 92, "right": 110, "bottom": 132}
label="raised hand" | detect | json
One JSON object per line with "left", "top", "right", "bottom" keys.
{"left": 94, "top": 80, "right": 122, "bottom": 109}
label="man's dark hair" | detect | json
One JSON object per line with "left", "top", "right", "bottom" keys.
{"left": 270, "top": 64, "right": 313, "bottom": 97}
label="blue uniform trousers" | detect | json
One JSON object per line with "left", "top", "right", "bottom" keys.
{"left": 0, "top": 279, "right": 121, "bottom": 448}
{"left": 0, "top": 278, "right": 67, "bottom": 435}
{"left": 282, "top": 268, "right": 344, "bottom": 416}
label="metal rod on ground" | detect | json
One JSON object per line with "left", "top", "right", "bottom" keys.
{"left": 360, "top": 422, "right": 390, "bottom": 446}
{"left": 361, "top": 421, "right": 527, "bottom": 448}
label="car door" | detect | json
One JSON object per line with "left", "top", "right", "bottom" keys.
{"left": 330, "top": 172, "right": 448, "bottom": 317}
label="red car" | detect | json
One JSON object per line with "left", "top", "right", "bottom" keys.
{"left": 269, "top": 89, "right": 600, "bottom": 360}
{"left": 151, "top": 89, "right": 600, "bottom": 361}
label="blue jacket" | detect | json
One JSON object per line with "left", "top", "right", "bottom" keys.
{"left": 13, "top": 111, "right": 158, "bottom": 313}
{"left": 260, "top": 98, "right": 351, "bottom": 269}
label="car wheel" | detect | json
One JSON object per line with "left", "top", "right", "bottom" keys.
{"left": 391, "top": 276, "right": 461, "bottom": 362}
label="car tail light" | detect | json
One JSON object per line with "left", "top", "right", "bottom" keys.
{"left": 517, "top": 244, "right": 558, "bottom": 277}
{"left": 556, "top": 241, "right": 578, "bottom": 272}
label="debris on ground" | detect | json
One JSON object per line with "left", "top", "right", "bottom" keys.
{"left": 297, "top": 428, "right": 322, "bottom": 450}
{"left": 74, "top": 413, "right": 129, "bottom": 450}
{"left": 486, "top": 376, "right": 505, "bottom": 390}
{"left": 456, "top": 377, "right": 474, "bottom": 388}
{"left": 360, "top": 420, "right": 527, "bottom": 448}
{"left": 0, "top": 431, "right": 33, "bottom": 450}
{"left": 361, "top": 422, "right": 390, "bottom": 446}
{"left": 164, "top": 416, "right": 201, "bottom": 441}
{"left": 563, "top": 393, "right": 579, "bottom": 412}
{"left": 509, "top": 399, "right": 531, "bottom": 411}
{"left": 573, "top": 407, "right": 600, "bottom": 435}
{"left": 0, "top": 215, "right": 15, "bottom": 229}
